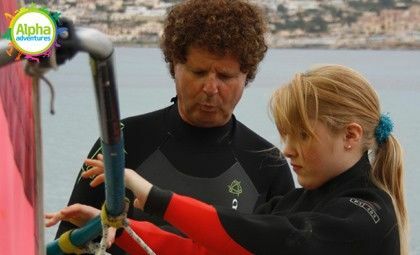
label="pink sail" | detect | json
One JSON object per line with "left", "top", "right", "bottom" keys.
{"left": 0, "top": 0, "right": 38, "bottom": 254}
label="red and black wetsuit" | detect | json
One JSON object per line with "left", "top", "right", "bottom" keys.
{"left": 115, "top": 154, "right": 399, "bottom": 255}
{"left": 56, "top": 101, "right": 294, "bottom": 254}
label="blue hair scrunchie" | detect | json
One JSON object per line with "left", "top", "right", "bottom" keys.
{"left": 375, "top": 113, "right": 393, "bottom": 145}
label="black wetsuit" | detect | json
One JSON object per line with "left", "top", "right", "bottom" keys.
{"left": 56, "top": 102, "right": 294, "bottom": 254}
{"left": 115, "top": 153, "right": 399, "bottom": 255}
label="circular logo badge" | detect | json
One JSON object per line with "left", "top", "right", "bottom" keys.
{"left": 10, "top": 9, "right": 56, "bottom": 56}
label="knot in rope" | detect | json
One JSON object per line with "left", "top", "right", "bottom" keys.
{"left": 100, "top": 198, "right": 130, "bottom": 229}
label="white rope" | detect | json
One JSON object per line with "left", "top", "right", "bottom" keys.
{"left": 78, "top": 200, "right": 156, "bottom": 255}
{"left": 83, "top": 242, "right": 111, "bottom": 255}
{"left": 124, "top": 220, "right": 156, "bottom": 255}
{"left": 80, "top": 219, "right": 155, "bottom": 255}
{"left": 94, "top": 223, "right": 110, "bottom": 255}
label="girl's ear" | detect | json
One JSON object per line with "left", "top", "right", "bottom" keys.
{"left": 343, "top": 122, "right": 363, "bottom": 149}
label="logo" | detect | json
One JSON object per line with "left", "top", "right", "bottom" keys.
{"left": 2, "top": 4, "right": 65, "bottom": 62}
{"left": 232, "top": 198, "right": 239, "bottom": 210}
{"left": 228, "top": 180, "right": 243, "bottom": 196}
{"left": 349, "top": 198, "right": 381, "bottom": 224}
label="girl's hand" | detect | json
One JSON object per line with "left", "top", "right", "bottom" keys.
{"left": 82, "top": 153, "right": 106, "bottom": 187}
{"left": 82, "top": 154, "right": 153, "bottom": 211}
{"left": 45, "top": 203, "right": 99, "bottom": 228}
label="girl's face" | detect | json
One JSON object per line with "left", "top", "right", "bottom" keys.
{"left": 282, "top": 121, "right": 349, "bottom": 190}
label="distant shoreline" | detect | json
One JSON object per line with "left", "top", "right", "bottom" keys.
{"left": 113, "top": 42, "right": 420, "bottom": 51}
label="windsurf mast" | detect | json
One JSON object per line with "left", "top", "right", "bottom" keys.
{"left": 43, "top": 21, "right": 126, "bottom": 254}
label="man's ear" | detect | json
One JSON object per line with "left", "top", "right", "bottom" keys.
{"left": 343, "top": 122, "right": 363, "bottom": 149}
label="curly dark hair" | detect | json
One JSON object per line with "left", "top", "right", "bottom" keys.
{"left": 160, "top": 0, "right": 268, "bottom": 85}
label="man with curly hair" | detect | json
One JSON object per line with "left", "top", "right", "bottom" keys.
{"left": 56, "top": 0, "right": 294, "bottom": 253}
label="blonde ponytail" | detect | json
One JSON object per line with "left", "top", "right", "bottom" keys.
{"left": 372, "top": 135, "right": 409, "bottom": 255}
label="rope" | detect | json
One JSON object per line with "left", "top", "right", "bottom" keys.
{"left": 100, "top": 202, "right": 127, "bottom": 229}
{"left": 39, "top": 75, "right": 55, "bottom": 114}
{"left": 95, "top": 223, "right": 109, "bottom": 255}
{"left": 97, "top": 198, "right": 156, "bottom": 255}
{"left": 123, "top": 220, "right": 156, "bottom": 255}
{"left": 83, "top": 242, "right": 111, "bottom": 255}
{"left": 24, "top": 55, "right": 56, "bottom": 115}
{"left": 94, "top": 200, "right": 129, "bottom": 255}
{"left": 56, "top": 199, "right": 156, "bottom": 254}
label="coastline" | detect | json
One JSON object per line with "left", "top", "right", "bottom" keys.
{"left": 113, "top": 42, "right": 420, "bottom": 51}
{"left": 45, "top": 1, "right": 420, "bottom": 51}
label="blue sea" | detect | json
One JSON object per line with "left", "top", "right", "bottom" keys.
{"left": 42, "top": 48, "right": 420, "bottom": 253}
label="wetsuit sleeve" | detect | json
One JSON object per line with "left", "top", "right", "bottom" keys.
{"left": 115, "top": 221, "right": 217, "bottom": 255}
{"left": 145, "top": 187, "right": 397, "bottom": 255}
{"left": 144, "top": 187, "right": 252, "bottom": 255}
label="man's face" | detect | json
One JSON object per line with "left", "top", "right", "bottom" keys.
{"left": 174, "top": 47, "right": 247, "bottom": 127}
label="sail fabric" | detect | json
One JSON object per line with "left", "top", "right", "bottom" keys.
{"left": 0, "top": 0, "right": 38, "bottom": 254}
